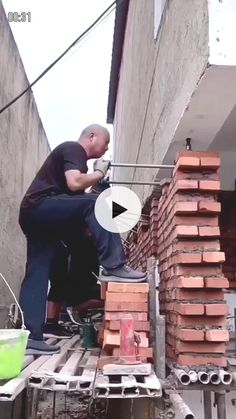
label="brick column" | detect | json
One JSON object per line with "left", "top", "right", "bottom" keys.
{"left": 156, "top": 152, "right": 229, "bottom": 368}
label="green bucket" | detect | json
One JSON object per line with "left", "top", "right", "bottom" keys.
{"left": 0, "top": 329, "right": 30, "bottom": 379}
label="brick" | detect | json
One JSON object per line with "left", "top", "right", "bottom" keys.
{"left": 175, "top": 354, "right": 227, "bottom": 367}
{"left": 172, "top": 265, "right": 222, "bottom": 277}
{"left": 175, "top": 156, "right": 200, "bottom": 170}
{"left": 105, "top": 301, "right": 148, "bottom": 312}
{"left": 173, "top": 276, "right": 204, "bottom": 288}
{"left": 105, "top": 312, "right": 148, "bottom": 321}
{"left": 175, "top": 341, "right": 225, "bottom": 354}
{"left": 172, "top": 253, "right": 202, "bottom": 265}
{"left": 106, "top": 292, "right": 148, "bottom": 303}
{"left": 175, "top": 179, "right": 199, "bottom": 190}
{"left": 198, "top": 201, "right": 221, "bottom": 213}
{"left": 204, "top": 277, "right": 229, "bottom": 288}
{"left": 198, "top": 226, "right": 220, "bottom": 237}
{"left": 100, "top": 283, "right": 107, "bottom": 300}
{"left": 107, "top": 282, "right": 150, "bottom": 293}
{"left": 175, "top": 225, "right": 198, "bottom": 237}
{"left": 174, "top": 240, "right": 220, "bottom": 252}
{"left": 199, "top": 180, "right": 221, "bottom": 191}
{"left": 177, "top": 151, "right": 219, "bottom": 159}
{"left": 200, "top": 156, "right": 220, "bottom": 169}
{"left": 103, "top": 330, "right": 148, "bottom": 348}
{"left": 173, "top": 201, "right": 198, "bottom": 214}
{"left": 174, "top": 289, "right": 224, "bottom": 301}
{"left": 169, "top": 313, "right": 227, "bottom": 327}
{"left": 205, "top": 330, "right": 229, "bottom": 342}
{"left": 202, "top": 252, "right": 225, "bottom": 263}
{"left": 107, "top": 320, "right": 150, "bottom": 332}
{"left": 112, "top": 347, "right": 153, "bottom": 360}
{"left": 175, "top": 303, "right": 204, "bottom": 315}
{"left": 205, "top": 304, "right": 228, "bottom": 316}
{"left": 177, "top": 329, "right": 204, "bottom": 341}
{"left": 173, "top": 215, "right": 219, "bottom": 227}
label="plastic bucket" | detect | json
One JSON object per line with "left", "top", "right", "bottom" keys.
{"left": 0, "top": 329, "right": 30, "bottom": 379}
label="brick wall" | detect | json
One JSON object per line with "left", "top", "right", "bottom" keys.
{"left": 127, "top": 151, "right": 230, "bottom": 368}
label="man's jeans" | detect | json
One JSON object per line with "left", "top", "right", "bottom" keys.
{"left": 19, "top": 193, "right": 126, "bottom": 340}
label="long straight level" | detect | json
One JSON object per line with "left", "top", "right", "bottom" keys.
{"left": 110, "top": 162, "right": 174, "bottom": 169}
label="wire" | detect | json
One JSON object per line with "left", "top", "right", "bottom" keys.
{"left": 0, "top": 0, "right": 119, "bottom": 115}
{"left": 0, "top": 272, "right": 25, "bottom": 329}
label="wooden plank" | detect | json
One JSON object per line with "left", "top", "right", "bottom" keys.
{"left": 156, "top": 315, "right": 165, "bottom": 379}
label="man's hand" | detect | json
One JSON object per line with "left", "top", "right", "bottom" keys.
{"left": 93, "top": 159, "right": 110, "bottom": 177}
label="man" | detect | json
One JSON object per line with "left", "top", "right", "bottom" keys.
{"left": 19, "top": 124, "right": 146, "bottom": 355}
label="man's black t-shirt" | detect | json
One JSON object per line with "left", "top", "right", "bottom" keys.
{"left": 20, "top": 141, "right": 88, "bottom": 212}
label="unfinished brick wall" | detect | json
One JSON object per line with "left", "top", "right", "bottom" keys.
{"left": 219, "top": 191, "right": 236, "bottom": 291}
{"left": 157, "top": 152, "right": 229, "bottom": 368}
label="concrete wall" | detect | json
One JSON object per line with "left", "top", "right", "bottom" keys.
{"left": 113, "top": 0, "right": 209, "bottom": 203}
{"left": 0, "top": 1, "right": 50, "bottom": 324}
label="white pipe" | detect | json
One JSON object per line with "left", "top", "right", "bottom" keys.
{"left": 189, "top": 370, "right": 198, "bottom": 383}
{"left": 173, "top": 368, "right": 191, "bottom": 386}
{"left": 169, "top": 393, "right": 195, "bottom": 419}
{"left": 209, "top": 371, "right": 221, "bottom": 385}
{"left": 219, "top": 369, "right": 232, "bottom": 385}
{"left": 198, "top": 371, "right": 210, "bottom": 385}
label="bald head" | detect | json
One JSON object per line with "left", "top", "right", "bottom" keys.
{"left": 78, "top": 124, "right": 110, "bottom": 159}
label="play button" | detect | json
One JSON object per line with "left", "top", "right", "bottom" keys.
{"left": 112, "top": 201, "right": 127, "bottom": 219}
{"left": 94, "top": 186, "right": 142, "bottom": 233}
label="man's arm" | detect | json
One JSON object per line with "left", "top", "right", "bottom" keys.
{"left": 65, "top": 169, "right": 103, "bottom": 191}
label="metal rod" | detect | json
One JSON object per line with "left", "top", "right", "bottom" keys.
{"left": 109, "top": 180, "right": 161, "bottom": 186}
{"left": 216, "top": 392, "right": 226, "bottom": 419}
{"left": 110, "top": 162, "right": 175, "bottom": 169}
{"left": 203, "top": 391, "right": 212, "bottom": 419}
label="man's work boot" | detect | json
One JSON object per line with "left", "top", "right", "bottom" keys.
{"left": 99, "top": 265, "right": 146, "bottom": 283}
{"left": 26, "top": 339, "right": 60, "bottom": 355}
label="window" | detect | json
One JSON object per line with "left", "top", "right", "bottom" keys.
{"left": 154, "top": 0, "right": 167, "bottom": 39}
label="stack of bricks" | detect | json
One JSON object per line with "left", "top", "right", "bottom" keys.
{"left": 126, "top": 204, "right": 158, "bottom": 272}
{"left": 156, "top": 151, "right": 229, "bottom": 368}
{"left": 219, "top": 191, "right": 236, "bottom": 290}
{"left": 102, "top": 282, "right": 153, "bottom": 360}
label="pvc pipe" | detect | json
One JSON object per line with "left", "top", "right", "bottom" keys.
{"left": 110, "top": 162, "right": 175, "bottom": 169}
{"left": 169, "top": 393, "right": 195, "bottom": 419}
{"left": 219, "top": 369, "right": 232, "bottom": 385}
{"left": 189, "top": 370, "right": 198, "bottom": 383}
{"left": 209, "top": 371, "right": 221, "bottom": 385}
{"left": 198, "top": 371, "right": 210, "bottom": 385}
{"left": 173, "top": 368, "right": 191, "bottom": 386}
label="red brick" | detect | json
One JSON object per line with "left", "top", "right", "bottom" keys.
{"left": 172, "top": 253, "right": 202, "bottom": 265}
{"left": 205, "top": 330, "right": 229, "bottom": 342}
{"left": 173, "top": 201, "right": 198, "bottom": 214}
{"left": 173, "top": 276, "right": 204, "bottom": 288}
{"left": 174, "top": 240, "right": 220, "bottom": 252}
{"left": 105, "top": 301, "right": 148, "bottom": 312}
{"left": 112, "top": 347, "right": 153, "bottom": 360}
{"left": 175, "top": 156, "right": 200, "bottom": 170}
{"left": 106, "top": 292, "right": 148, "bottom": 303}
{"left": 172, "top": 265, "right": 222, "bottom": 277}
{"left": 177, "top": 151, "right": 219, "bottom": 159}
{"left": 174, "top": 289, "right": 224, "bottom": 301}
{"left": 176, "top": 354, "right": 227, "bottom": 367}
{"left": 173, "top": 215, "right": 219, "bottom": 227}
{"left": 175, "top": 225, "right": 199, "bottom": 237}
{"left": 202, "top": 252, "right": 225, "bottom": 263}
{"left": 175, "top": 341, "right": 225, "bottom": 354}
{"left": 175, "top": 179, "right": 199, "bottom": 190}
{"left": 177, "top": 329, "right": 204, "bottom": 341}
{"left": 198, "top": 201, "right": 221, "bottom": 213}
{"left": 105, "top": 312, "right": 148, "bottom": 321}
{"left": 198, "top": 226, "right": 220, "bottom": 237}
{"left": 103, "top": 330, "right": 148, "bottom": 348}
{"left": 199, "top": 180, "right": 221, "bottom": 191}
{"left": 169, "top": 313, "right": 226, "bottom": 327}
{"left": 205, "top": 304, "right": 228, "bottom": 316}
{"left": 175, "top": 303, "right": 204, "bottom": 315}
{"left": 108, "top": 320, "right": 150, "bottom": 332}
{"left": 204, "top": 277, "right": 229, "bottom": 289}
{"left": 200, "top": 156, "right": 220, "bottom": 169}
